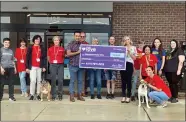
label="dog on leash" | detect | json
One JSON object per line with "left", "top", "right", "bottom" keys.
{"left": 40, "top": 80, "right": 51, "bottom": 101}
{"left": 138, "top": 79, "right": 150, "bottom": 108}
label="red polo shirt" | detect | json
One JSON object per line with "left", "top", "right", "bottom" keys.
{"left": 32, "top": 45, "right": 41, "bottom": 67}
{"left": 140, "top": 54, "right": 158, "bottom": 77}
{"left": 48, "top": 46, "right": 65, "bottom": 64}
{"left": 145, "top": 75, "right": 172, "bottom": 98}
{"left": 15, "top": 48, "right": 27, "bottom": 72}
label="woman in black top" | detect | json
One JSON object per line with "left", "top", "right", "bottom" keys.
{"left": 164, "top": 39, "right": 185, "bottom": 103}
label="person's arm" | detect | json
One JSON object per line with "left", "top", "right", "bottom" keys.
{"left": 25, "top": 46, "right": 31, "bottom": 73}
{"left": 154, "top": 63, "right": 157, "bottom": 75}
{"left": 66, "top": 50, "right": 80, "bottom": 57}
{"left": 148, "top": 83, "right": 162, "bottom": 92}
{"left": 159, "top": 56, "right": 165, "bottom": 75}
{"left": 139, "top": 64, "right": 142, "bottom": 80}
{"left": 177, "top": 55, "right": 185, "bottom": 75}
{"left": 128, "top": 46, "right": 136, "bottom": 60}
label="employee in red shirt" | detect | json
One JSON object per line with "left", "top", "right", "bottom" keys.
{"left": 48, "top": 36, "right": 65, "bottom": 101}
{"left": 144, "top": 66, "right": 171, "bottom": 108}
{"left": 131, "top": 40, "right": 144, "bottom": 101}
{"left": 15, "top": 38, "right": 28, "bottom": 97}
{"left": 140, "top": 45, "right": 158, "bottom": 79}
{"left": 26, "top": 35, "right": 46, "bottom": 101}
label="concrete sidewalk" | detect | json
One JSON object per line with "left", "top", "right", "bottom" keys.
{"left": 0, "top": 94, "right": 185, "bottom": 121}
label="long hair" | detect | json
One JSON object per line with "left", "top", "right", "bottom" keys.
{"left": 170, "top": 39, "right": 179, "bottom": 57}
{"left": 152, "top": 38, "right": 163, "bottom": 58}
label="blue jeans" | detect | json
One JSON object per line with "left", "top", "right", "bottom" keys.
{"left": 69, "top": 65, "right": 84, "bottom": 95}
{"left": 149, "top": 91, "right": 169, "bottom": 104}
{"left": 131, "top": 70, "right": 140, "bottom": 96}
{"left": 89, "top": 69, "right": 102, "bottom": 95}
{"left": 19, "top": 72, "right": 27, "bottom": 93}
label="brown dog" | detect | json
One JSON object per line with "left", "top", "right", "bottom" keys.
{"left": 40, "top": 81, "right": 51, "bottom": 101}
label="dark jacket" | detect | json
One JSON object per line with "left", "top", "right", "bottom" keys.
{"left": 26, "top": 45, "right": 47, "bottom": 70}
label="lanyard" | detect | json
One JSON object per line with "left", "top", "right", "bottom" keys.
{"left": 20, "top": 48, "right": 26, "bottom": 60}
{"left": 34, "top": 46, "right": 40, "bottom": 58}
{"left": 145, "top": 55, "right": 150, "bottom": 66}
{"left": 54, "top": 46, "right": 59, "bottom": 60}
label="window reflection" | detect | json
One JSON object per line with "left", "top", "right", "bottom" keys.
{"left": 30, "top": 17, "right": 81, "bottom": 24}
{"left": 1, "top": 32, "right": 9, "bottom": 45}
{"left": 1, "top": 17, "right": 10, "bottom": 23}
{"left": 64, "top": 33, "right": 109, "bottom": 49}
{"left": 83, "top": 18, "right": 109, "bottom": 25}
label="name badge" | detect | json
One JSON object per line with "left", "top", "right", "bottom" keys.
{"left": 36, "top": 58, "right": 40, "bottom": 62}
{"left": 53, "top": 60, "right": 58, "bottom": 63}
{"left": 20, "top": 60, "right": 24, "bottom": 63}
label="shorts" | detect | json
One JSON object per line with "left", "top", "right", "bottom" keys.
{"left": 105, "top": 70, "right": 116, "bottom": 81}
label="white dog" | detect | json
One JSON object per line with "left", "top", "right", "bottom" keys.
{"left": 138, "top": 80, "right": 150, "bottom": 108}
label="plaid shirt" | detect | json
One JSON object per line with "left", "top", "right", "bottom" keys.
{"left": 66, "top": 40, "right": 81, "bottom": 66}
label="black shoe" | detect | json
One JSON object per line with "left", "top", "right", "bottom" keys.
{"left": 168, "top": 97, "right": 172, "bottom": 102}
{"left": 52, "top": 97, "right": 56, "bottom": 101}
{"left": 97, "top": 94, "right": 102, "bottom": 99}
{"left": 29, "top": 95, "right": 34, "bottom": 100}
{"left": 85, "top": 91, "right": 88, "bottom": 97}
{"left": 106, "top": 93, "right": 111, "bottom": 99}
{"left": 37, "top": 95, "right": 41, "bottom": 101}
{"left": 110, "top": 94, "right": 115, "bottom": 99}
{"left": 91, "top": 95, "right": 95, "bottom": 99}
{"left": 131, "top": 96, "right": 135, "bottom": 101}
{"left": 58, "top": 94, "right": 63, "bottom": 101}
{"left": 9, "top": 97, "right": 16, "bottom": 101}
{"left": 171, "top": 98, "right": 178, "bottom": 103}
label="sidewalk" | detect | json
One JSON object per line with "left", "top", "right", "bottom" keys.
{"left": 1, "top": 94, "right": 185, "bottom": 121}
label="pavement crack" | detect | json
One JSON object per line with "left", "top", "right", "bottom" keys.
{"left": 142, "top": 106, "right": 152, "bottom": 121}
{"left": 33, "top": 104, "right": 49, "bottom": 121}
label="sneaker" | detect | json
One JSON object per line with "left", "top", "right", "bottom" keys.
{"left": 168, "top": 97, "right": 172, "bottom": 102}
{"left": 131, "top": 96, "right": 135, "bottom": 101}
{"left": 9, "top": 97, "right": 16, "bottom": 101}
{"left": 171, "top": 98, "right": 178, "bottom": 103}
{"left": 24, "top": 92, "right": 28, "bottom": 97}
{"left": 157, "top": 102, "right": 167, "bottom": 108}
{"left": 90, "top": 95, "right": 95, "bottom": 99}
{"left": 29, "top": 95, "right": 34, "bottom": 100}
{"left": 110, "top": 94, "right": 115, "bottom": 99}
{"left": 97, "top": 94, "right": 102, "bottom": 99}
{"left": 37, "top": 95, "right": 41, "bottom": 101}
{"left": 21, "top": 92, "right": 24, "bottom": 97}
{"left": 106, "top": 93, "right": 111, "bottom": 99}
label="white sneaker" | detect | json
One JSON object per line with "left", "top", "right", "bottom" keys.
{"left": 157, "top": 101, "right": 167, "bottom": 108}
{"left": 24, "top": 92, "right": 28, "bottom": 97}
{"left": 21, "top": 92, "right": 24, "bottom": 97}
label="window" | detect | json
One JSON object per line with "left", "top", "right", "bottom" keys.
{"left": 1, "top": 17, "right": 10, "bottom": 23}
{"left": 83, "top": 18, "right": 109, "bottom": 25}
{"left": 29, "top": 17, "right": 81, "bottom": 24}
{"left": 1, "top": 32, "right": 9, "bottom": 44}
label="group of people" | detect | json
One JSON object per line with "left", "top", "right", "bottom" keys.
{"left": 0, "top": 31, "right": 185, "bottom": 108}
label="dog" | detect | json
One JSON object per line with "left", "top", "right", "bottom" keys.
{"left": 40, "top": 81, "right": 51, "bottom": 101}
{"left": 138, "top": 79, "right": 150, "bottom": 108}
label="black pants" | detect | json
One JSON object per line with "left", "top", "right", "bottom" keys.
{"left": 120, "top": 62, "right": 134, "bottom": 98}
{"left": 0, "top": 68, "right": 15, "bottom": 99}
{"left": 50, "top": 64, "right": 64, "bottom": 97}
{"left": 164, "top": 72, "right": 181, "bottom": 98}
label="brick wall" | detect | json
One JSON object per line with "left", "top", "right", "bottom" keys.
{"left": 112, "top": 2, "right": 185, "bottom": 88}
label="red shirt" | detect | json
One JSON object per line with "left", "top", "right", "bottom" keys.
{"left": 140, "top": 54, "right": 158, "bottom": 76}
{"left": 15, "top": 48, "right": 27, "bottom": 72}
{"left": 32, "top": 46, "right": 41, "bottom": 67}
{"left": 134, "top": 48, "right": 143, "bottom": 70}
{"left": 48, "top": 46, "right": 65, "bottom": 64}
{"left": 81, "top": 41, "right": 89, "bottom": 44}
{"left": 145, "top": 75, "right": 172, "bottom": 98}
